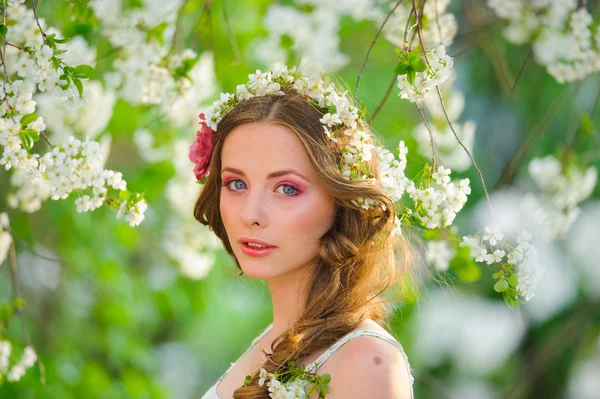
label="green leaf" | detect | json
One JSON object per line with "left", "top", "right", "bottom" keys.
{"left": 146, "top": 21, "right": 169, "bottom": 45}
{"left": 20, "top": 113, "right": 38, "bottom": 128}
{"left": 243, "top": 375, "right": 251, "bottom": 386}
{"left": 53, "top": 37, "right": 71, "bottom": 44}
{"left": 0, "top": 24, "right": 8, "bottom": 36}
{"left": 45, "top": 36, "right": 57, "bottom": 50}
{"left": 59, "top": 74, "right": 70, "bottom": 90}
{"left": 73, "top": 78, "right": 84, "bottom": 97}
{"left": 411, "top": 59, "right": 427, "bottom": 72}
{"left": 581, "top": 112, "right": 595, "bottom": 135}
{"left": 394, "top": 48, "right": 403, "bottom": 56}
{"left": 407, "top": 68, "right": 416, "bottom": 85}
{"left": 119, "top": 190, "right": 131, "bottom": 201}
{"left": 0, "top": 303, "right": 12, "bottom": 323}
{"left": 508, "top": 273, "right": 519, "bottom": 288}
{"left": 394, "top": 61, "right": 409, "bottom": 75}
{"left": 280, "top": 33, "right": 294, "bottom": 50}
{"left": 20, "top": 133, "right": 34, "bottom": 150}
{"left": 494, "top": 278, "right": 509, "bottom": 293}
{"left": 321, "top": 374, "right": 331, "bottom": 384}
{"left": 72, "top": 64, "right": 95, "bottom": 79}
{"left": 406, "top": 52, "right": 418, "bottom": 62}
{"left": 13, "top": 298, "right": 26, "bottom": 308}
{"left": 23, "top": 129, "right": 40, "bottom": 141}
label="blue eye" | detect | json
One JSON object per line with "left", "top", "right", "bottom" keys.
{"left": 224, "top": 179, "right": 247, "bottom": 191}
{"left": 277, "top": 184, "right": 298, "bottom": 196}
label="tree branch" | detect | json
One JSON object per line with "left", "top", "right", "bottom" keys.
{"left": 355, "top": 0, "right": 405, "bottom": 100}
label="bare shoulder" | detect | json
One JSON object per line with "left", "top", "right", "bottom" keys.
{"left": 308, "top": 324, "right": 412, "bottom": 399}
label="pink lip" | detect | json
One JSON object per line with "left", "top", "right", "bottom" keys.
{"left": 239, "top": 237, "right": 277, "bottom": 257}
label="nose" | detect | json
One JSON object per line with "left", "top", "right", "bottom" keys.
{"left": 239, "top": 188, "right": 268, "bottom": 228}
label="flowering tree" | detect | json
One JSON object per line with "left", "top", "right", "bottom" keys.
{"left": 0, "top": 0, "right": 599, "bottom": 398}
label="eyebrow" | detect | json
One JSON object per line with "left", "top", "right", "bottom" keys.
{"left": 221, "top": 167, "right": 310, "bottom": 182}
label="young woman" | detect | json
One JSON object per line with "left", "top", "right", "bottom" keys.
{"left": 193, "top": 66, "right": 415, "bottom": 399}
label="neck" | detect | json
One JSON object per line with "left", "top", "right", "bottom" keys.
{"left": 267, "top": 263, "right": 314, "bottom": 342}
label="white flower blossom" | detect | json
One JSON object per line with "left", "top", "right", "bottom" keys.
{"left": 426, "top": 240, "right": 455, "bottom": 271}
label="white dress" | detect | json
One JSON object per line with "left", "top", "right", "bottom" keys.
{"left": 201, "top": 323, "right": 414, "bottom": 399}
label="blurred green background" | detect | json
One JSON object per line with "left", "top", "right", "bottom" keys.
{"left": 1, "top": 0, "right": 600, "bottom": 398}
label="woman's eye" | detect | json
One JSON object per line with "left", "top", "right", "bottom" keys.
{"left": 225, "top": 179, "right": 247, "bottom": 191}
{"left": 276, "top": 184, "right": 298, "bottom": 196}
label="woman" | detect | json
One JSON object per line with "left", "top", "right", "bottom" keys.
{"left": 193, "top": 65, "right": 415, "bottom": 399}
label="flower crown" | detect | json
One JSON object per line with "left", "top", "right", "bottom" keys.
{"left": 189, "top": 64, "right": 412, "bottom": 231}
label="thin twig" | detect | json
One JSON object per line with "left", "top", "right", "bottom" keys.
{"left": 223, "top": 0, "right": 240, "bottom": 65}
{"left": 369, "top": 0, "right": 416, "bottom": 124}
{"left": 2, "top": 0, "right": 7, "bottom": 91}
{"left": 369, "top": 75, "right": 397, "bottom": 124}
{"left": 29, "top": 0, "right": 47, "bottom": 42}
{"left": 561, "top": 80, "right": 587, "bottom": 166}
{"left": 168, "top": 0, "right": 189, "bottom": 55}
{"left": 7, "top": 226, "right": 61, "bottom": 263}
{"left": 403, "top": 4, "right": 415, "bottom": 47}
{"left": 39, "top": 131, "right": 53, "bottom": 147}
{"left": 512, "top": 49, "right": 532, "bottom": 92}
{"left": 5, "top": 42, "right": 23, "bottom": 50}
{"left": 355, "top": 0, "right": 405, "bottom": 101}
{"left": 191, "top": 0, "right": 213, "bottom": 51}
{"left": 437, "top": 85, "right": 495, "bottom": 220}
{"left": 495, "top": 87, "right": 571, "bottom": 188}
{"left": 416, "top": 103, "right": 437, "bottom": 170}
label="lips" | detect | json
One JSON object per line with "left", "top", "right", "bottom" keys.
{"left": 239, "top": 237, "right": 276, "bottom": 257}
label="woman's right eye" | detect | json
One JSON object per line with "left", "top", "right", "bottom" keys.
{"left": 224, "top": 179, "right": 247, "bottom": 191}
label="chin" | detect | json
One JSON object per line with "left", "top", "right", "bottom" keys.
{"left": 238, "top": 262, "right": 282, "bottom": 280}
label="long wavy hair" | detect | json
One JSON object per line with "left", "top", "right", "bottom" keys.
{"left": 194, "top": 85, "right": 416, "bottom": 398}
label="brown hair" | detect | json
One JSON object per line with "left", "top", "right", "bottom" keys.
{"left": 194, "top": 86, "right": 415, "bottom": 398}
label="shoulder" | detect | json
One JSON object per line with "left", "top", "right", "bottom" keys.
{"left": 308, "top": 333, "right": 413, "bottom": 399}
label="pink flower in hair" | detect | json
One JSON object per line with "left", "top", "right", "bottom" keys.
{"left": 189, "top": 113, "right": 215, "bottom": 181}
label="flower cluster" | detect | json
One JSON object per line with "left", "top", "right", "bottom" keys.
{"left": 1, "top": 133, "right": 147, "bottom": 226}
{"left": 0, "top": 4, "right": 145, "bottom": 226}
{"left": 258, "top": 368, "right": 306, "bottom": 399}
{"left": 4, "top": 3, "right": 90, "bottom": 108}
{"left": 487, "top": 0, "right": 600, "bottom": 83}
{"left": 461, "top": 228, "right": 544, "bottom": 303}
{"left": 197, "top": 65, "right": 375, "bottom": 187}
{"left": 0, "top": 340, "right": 37, "bottom": 383}
{"left": 88, "top": 0, "right": 218, "bottom": 131}
{"left": 204, "top": 65, "right": 359, "bottom": 134}
{"left": 255, "top": 1, "right": 384, "bottom": 72}
{"left": 0, "top": 213, "right": 12, "bottom": 266}
{"left": 385, "top": 0, "right": 458, "bottom": 48}
{"left": 248, "top": 363, "right": 331, "bottom": 399}
{"left": 409, "top": 165, "right": 471, "bottom": 229}
{"left": 426, "top": 239, "right": 455, "bottom": 272}
{"left": 396, "top": 45, "right": 454, "bottom": 102}
{"left": 524, "top": 155, "right": 597, "bottom": 240}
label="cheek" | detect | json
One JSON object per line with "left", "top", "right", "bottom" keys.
{"left": 281, "top": 194, "right": 335, "bottom": 241}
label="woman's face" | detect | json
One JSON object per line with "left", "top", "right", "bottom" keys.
{"left": 219, "top": 122, "right": 336, "bottom": 281}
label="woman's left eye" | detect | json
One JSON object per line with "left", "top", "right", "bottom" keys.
{"left": 276, "top": 184, "right": 299, "bottom": 196}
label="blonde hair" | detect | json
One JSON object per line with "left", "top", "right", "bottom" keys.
{"left": 194, "top": 86, "right": 416, "bottom": 398}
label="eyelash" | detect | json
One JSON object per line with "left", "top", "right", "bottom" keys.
{"left": 222, "top": 179, "right": 301, "bottom": 196}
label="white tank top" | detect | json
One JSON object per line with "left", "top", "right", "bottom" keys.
{"left": 201, "top": 323, "right": 414, "bottom": 399}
